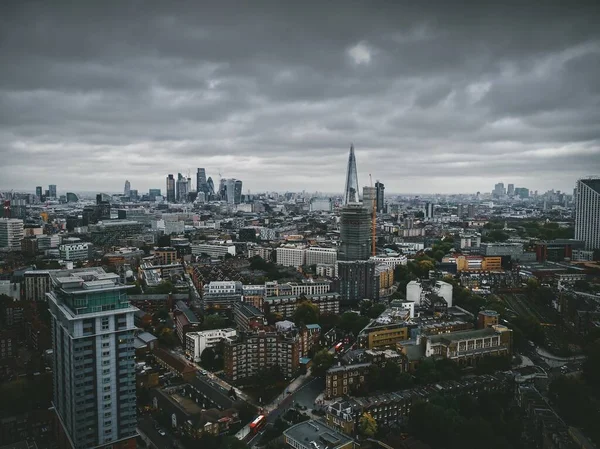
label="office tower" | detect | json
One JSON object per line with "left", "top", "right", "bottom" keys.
{"left": 196, "top": 168, "right": 207, "bottom": 194}
{"left": 148, "top": 189, "right": 161, "bottom": 200}
{"left": 176, "top": 173, "right": 189, "bottom": 202}
{"left": 207, "top": 177, "right": 215, "bottom": 199}
{"left": 166, "top": 174, "right": 175, "bottom": 202}
{"left": 339, "top": 203, "right": 371, "bottom": 261}
{"left": 124, "top": 180, "right": 130, "bottom": 197}
{"left": 362, "top": 187, "right": 376, "bottom": 213}
{"left": 575, "top": 177, "right": 600, "bottom": 250}
{"left": 0, "top": 218, "right": 24, "bottom": 249}
{"left": 457, "top": 204, "right": 464, "bottom": 218}
{"left": 493, "top": 182, "right": 505, "bottom": 198}
{"left": 425, "top": 202, "right": 434, "bottom": 219}
{"left": 234, "top": 179, "right": 243, "bottom": 204}
{"left": 48, "top": 269, "right": 137, "bottom": 449}
{"left": 219, "top": 179, "right": 227, "bottom": 201}
{"left": 507, "top": 184, "right": 515, "bottom": 197}
{"left": 343, "top": 144, "right": 360, "bottom": 205}
{"left": 36, "top": 186, "right": 43, "bottom": 199}
{"left": 375, "top": 181, "right": 385, "bottom": 213}
{"left": 49, "top": 184, "right": 57, "bottom": 198}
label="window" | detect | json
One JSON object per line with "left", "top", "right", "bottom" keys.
{"left": 101, "top": 318, "right": 110, "bottom": 331}
{"left": 102, "top": 351, "right": 110, "bottom": 357}
{"left": 102, "top": 342, "right": 110, "bottom": 348}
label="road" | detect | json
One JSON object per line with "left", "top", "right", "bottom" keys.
{"left": 138, "top": 415, "right": 180, "bottom": 449}
{"left": 249, "top": 376, "right": 324, "bottom": 447}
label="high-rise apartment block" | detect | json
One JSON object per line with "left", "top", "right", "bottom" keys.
{"left": 575, "top": 177, "right": 600, "bottom": 251}
{"left": 48, "top": 269, "right": 137, "bottom": 449}
{"left": 223, "top": 330, "right": 300, "bottom": 381}
{"left": 0, "top": 218, "right": 24, "bottom": 250}
{"left": 339, "top": 204, "right": 371, "bottom": 261}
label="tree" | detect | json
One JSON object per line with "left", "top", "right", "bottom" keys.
{"left": 358, "top": 412, "right": 378, "bottom": 438}
{"left": 157, "top": 235, "right": 171, "bottom": 247}
{"left": 293, "top": 300, "right": 319, "bottom": 325}
{"left": 367, "top": 303, "right": 386, "bottom": 319}
{"left": 201, "top": 347, "right": 217, "bottom": 370}
{"left": 311, "top": 349, "right": 335, "bottom": 377}
{"left": 202, "top": 313, "right": 227, "bottom": 330}
{"left": 339, "top": 312, "right": 370, "bottom": 337}
{"left": 583, "top": 340, "right": 600, "bottom": 388}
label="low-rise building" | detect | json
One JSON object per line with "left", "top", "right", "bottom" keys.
{"left": 154, "top": 246, "right": 178, "bottom": 265}
{"left": 406, "top": 279, "right": 453, "bottom": 307}
{"left": 358, "top": 305, "right": 416, "bottom": 349}
{"left": 283, "top": 420, "right": 354, "bottom": 449}
{"left": 325, "top": 363, "right": 372, "bottom": 398}
{"left": 185, "top": 328, "right": 237, "bottom": 362}
{"left": 263, "top": 293, "right": 340, "bottom": 319}
{"left": 305, "top": 247, "right": 338, "bottom": 266}
{"left": 202, "top": 281, "right": 243, "bottom": 311}
{"left": 422, "top": 325, "right": 512, "bottom": 367}
{"left": 174, "top": 301, "right": 201, "bottom": 342}
{"left": 191, "top": 242, "right": 236, "bottom": 259}
{"left": 234, "top": 302, "right": 265, "bottom": 331}
{"left": 58, "top": 242, "right": 91, "bottom": 261}
{"left": 327, "top": 373, "right": 509, "bottom": 435}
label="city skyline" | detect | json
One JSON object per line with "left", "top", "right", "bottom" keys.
{"left": 1, "top": 2, "right": 599, "bottom": 194}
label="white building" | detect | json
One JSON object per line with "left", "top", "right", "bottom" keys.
{"left": 406, "top": 280, "right": 453, "bottom": 307}
{"left": 59, "top": 242, "right": 91, "bottom": 261}
{"left": 369, "top": 254, "right": 407, "bottom": 268}
{"left": 204, "top": 281, "right": 242, "bottom": 295}
{"left": 259, "top": 228, "right": 277, "bottom": 241}
{"left": 0, "top": 218, "right": 24, "bottom": 250}
{"left": 276, "top": 245, "right": 306, "bottom": 267}
{"left": 309, "top": 198, "right": 333, "bottom": 212}
{"left": 575, "top": 177, "right": 600, "bottom": 250}
{"left": 459, "top": 233, "right": 481, "bottom": 249}
{"left": 191, "top": 243, "right": 236, "bottom": 258}
{"left": 316, "top": 264, "right": 337, "bottom": 278}
{"left": 185, "top": 328, "right": 237, "bottom": 362}
{"left": 305, "top": 247, "right": 338, "bottom": 266}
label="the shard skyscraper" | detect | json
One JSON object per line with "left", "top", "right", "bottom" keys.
{"left": 343, "top": 144, "right": 360, "bottom": 205}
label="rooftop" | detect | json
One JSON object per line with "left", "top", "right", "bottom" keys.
{"left": 284, "top": 420, "right": 354, "bottom": 449}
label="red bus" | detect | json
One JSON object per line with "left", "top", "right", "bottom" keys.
{"left": 250, "top": 415, "right": 266, "bottom": 433}
{"left": 334, "top": 342, "right": 343, "bottom": 352}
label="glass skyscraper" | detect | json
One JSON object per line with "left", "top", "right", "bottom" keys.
{"left": 48, "top": 269, "right": 137, "bottom": 449}
{"left": 339, "top": 203, "right": 371, "bottom": 261}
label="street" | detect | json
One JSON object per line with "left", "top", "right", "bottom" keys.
{"left": 138, "top": 415, "right": 180, "bottom": 449}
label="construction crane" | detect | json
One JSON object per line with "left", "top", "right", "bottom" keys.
{"left": 369, "top": 174, "right": 376, "bottom": 257}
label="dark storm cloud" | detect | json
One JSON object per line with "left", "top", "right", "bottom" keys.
{"left": 1, "top": 1, "right": 599, "bottom": 194}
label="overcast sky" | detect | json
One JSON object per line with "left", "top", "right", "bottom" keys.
{"left": 1, "top": 1, "right": 599, "bottom": 195}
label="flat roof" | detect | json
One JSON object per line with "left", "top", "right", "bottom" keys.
{"left": 428, "top": 327, "right": 498, "bottom": 343}
{"left": 284, "top": 420, "right": 353, "bottom": 449}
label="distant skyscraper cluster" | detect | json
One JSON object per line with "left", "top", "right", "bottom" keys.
{"left": 493, "top": 182, "right": 529, "bottom": 199}
{"left": 162, "top": 168, "right": 241, "bottom": 203}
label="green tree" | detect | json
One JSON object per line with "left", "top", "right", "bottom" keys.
{"left": 367, "top": 303, "right": 386, "bottom": 319}
{"left": 339, "top": 312, "right": 370, "bottom": 337}
{"left": 583, "top": 340, "right": 600, "bottom": 388}
{"left": 311, "top": 349, "right": 335, "bottom": 377}
{"left": 202, "top": 313, "right": 227, "bottom": 330}
{"left": 358, "top": 412, "right": 378, "bottom": 437}
{"left": 200, "top": 347, "right": 217, "bottom": 370}
{"left": 293, "top": 300, "right": 320, "bottom": 325}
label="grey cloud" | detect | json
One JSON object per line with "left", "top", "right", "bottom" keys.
{"left": 1, "top": 0, "right": 600, "bottom": 194}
